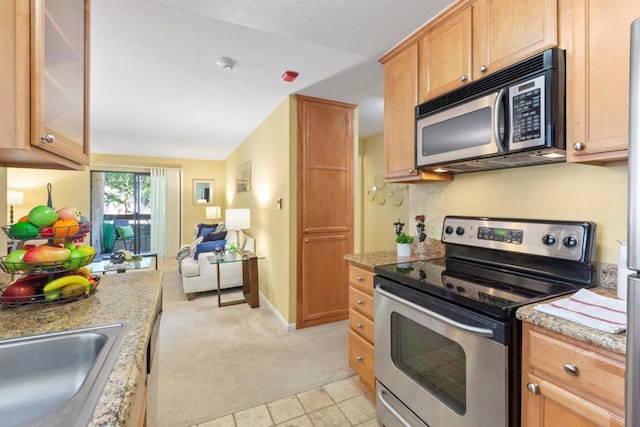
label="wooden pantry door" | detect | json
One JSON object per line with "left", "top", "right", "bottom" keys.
{"left": 296, "top": 95, "right": 355, "bottom": 329}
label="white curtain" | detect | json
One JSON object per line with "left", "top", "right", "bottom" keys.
{"left": 150, "top": 168, "right": 183, "bottom": 258}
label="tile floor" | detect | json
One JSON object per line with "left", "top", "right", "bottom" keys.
{"left": 194, "top": 376, "right": 382, "bottom": 427}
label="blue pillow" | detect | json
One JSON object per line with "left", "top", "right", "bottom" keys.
{"left": 196, "top": 223, "right": 217, "bottom": 237}
{"left": 202, "top": 230, "right": 228, "bottom": 242}
{"left": 198, "top": 226, "right": 217, "bottom": 238}
{"left": 194, "top": 240, "right": 226, "bottom": 260}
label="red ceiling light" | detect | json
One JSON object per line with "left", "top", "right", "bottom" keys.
{"left": 282, "top": 70, "right": 299, "bottom": 82}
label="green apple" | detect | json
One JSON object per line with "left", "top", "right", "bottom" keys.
{"left": 4, "top": 250, "right": 28, "bottom": 272}
{"left": 28, "top": 205, "right": 59, "bottom": 228}
{"left": 62, "top": 248, "right": 87, "bottom": 269}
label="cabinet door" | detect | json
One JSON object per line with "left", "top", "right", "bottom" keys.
{"left": 473, "top": 0, "right": 557, "bottom": 80}
{"left": 523, "top": 373, "right": 624, "bottom": 427}
{"left": 565, "top": 0, "right": 640, "bottom": 162}
{"left": 382, "top": 44, "right": 420, "bottom": 181}
{"left": 31, "top": 0, "right": 90, "bottom": 165}
{"left": 418, "top": 7, "right": 472, "bottom": 102}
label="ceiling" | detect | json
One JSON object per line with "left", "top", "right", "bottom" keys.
{"left": 90, "top": 0, "right": 455, "bottom": 160}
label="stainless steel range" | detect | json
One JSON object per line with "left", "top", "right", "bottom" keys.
{"left": 374, "top": 216, "right": 597, "bottom": 427}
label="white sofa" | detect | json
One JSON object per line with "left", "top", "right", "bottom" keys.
{"left": 180, "top": 230, "right": 255, "bottom": 300}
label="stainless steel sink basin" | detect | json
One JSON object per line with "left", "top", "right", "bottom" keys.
{"left": 0, "top": 323, "right": 128, "bottom": 427}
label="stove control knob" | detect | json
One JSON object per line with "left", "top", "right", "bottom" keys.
{"left": 563, "top": 236, "right": 578, "bottom": 248}
{"left": 456, "top": 286, "right": 466, "bottom": 294}
{"left": 445, "top": 282, "right": 454, "bottom": 290}
{"left": 455, "top": 226, "right": 465, "bottom": 236}
{"left": 541, "top": 234, "right": 556, "bottom": 245}
{"left": 444, "top": 225, "right": 454, "bottom": 235}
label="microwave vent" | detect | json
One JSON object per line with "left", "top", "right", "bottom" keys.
{"left": 416, "top": 49, "right": 557, "bottom": 117}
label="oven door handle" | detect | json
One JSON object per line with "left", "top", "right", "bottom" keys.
{"left": 377, "top": 387, "right": 414, "bottom": 427}
{"left": 375, "top": 285, "right": 494, "bottom": 338}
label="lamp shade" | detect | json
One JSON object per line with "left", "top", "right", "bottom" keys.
{"left": 225, "top": 208, "right": 250, "bottom": 230}
{"left": 7, "top": 190, "right": 24, "bottom": 205}
{"left": 206, "top": 206, "right": 221, "bottom": 220}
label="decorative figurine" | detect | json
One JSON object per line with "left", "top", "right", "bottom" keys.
{"left": 394, "top": 219, "right": 405, "bottom": 236}
{"left": 415, "top": 214, "right": 427, "bottom": 256}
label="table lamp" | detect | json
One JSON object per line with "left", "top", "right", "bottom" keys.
{"left": 225, "top": 208, "right": 250, "bottom": 246}
{"left": 206, "top": 206, "right": 221, "bottom": 221}
{"left": 7, "top": 190, "right": 24, "bottom": 224}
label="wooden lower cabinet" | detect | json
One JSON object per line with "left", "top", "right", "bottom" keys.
{"left": 347, "top": 264, "right": 375, "bottom": 393}
{"left": 521, "top": 323, "right": 625, "bottom": 426}
{"left": 127, "top": 358, "right": 148, "bottom": 427}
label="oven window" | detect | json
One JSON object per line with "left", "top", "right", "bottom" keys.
{"left": 391, "top": 312, "right": 466, "bottom": 415}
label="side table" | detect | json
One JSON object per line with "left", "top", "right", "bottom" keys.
{"left": 207, "top": 251, "right": 264, "bottom": 308}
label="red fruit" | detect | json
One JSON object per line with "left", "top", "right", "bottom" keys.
{"left": 23, "top": 246, "right": 71, "bottom": 264}
{"left": 1, "top": 281, "right": 36, "bottom": 304}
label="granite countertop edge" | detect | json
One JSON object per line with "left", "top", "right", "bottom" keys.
{"left": 516, "top": 287, "right": 626, "bottom": 355}
{"left": 0, "top": 270, "right": 163, "bottom": 426}
{"left": 344, "top": 239, "right": 446, "bottom": 270}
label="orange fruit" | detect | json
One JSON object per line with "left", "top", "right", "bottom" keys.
{"left": 18, "top": 215, "right": 29, "bottom": 223}
{"left": 53, "top": 219, "right": 80, "bottom": 238}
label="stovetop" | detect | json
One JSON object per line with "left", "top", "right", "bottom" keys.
{"left": 374, "top": 216, "right": 597, "bottom": 319}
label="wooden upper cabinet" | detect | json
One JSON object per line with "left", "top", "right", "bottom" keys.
{"left": 0, "top": 0, "right": 89, "bottom": 170}
{"left": 472, "top": 0, "right": 557, "bottom": 80}
{"left": 382, "top": 44, "right": 420, "bottom": 181}
{"left": 418, "top": 0, "right": 557, "bottom": 103}
{"left": 564, "top": 0, "right": 640, "bottom": 163}
{"left": 418, "top": 7, "right": 472, "bottom": 102}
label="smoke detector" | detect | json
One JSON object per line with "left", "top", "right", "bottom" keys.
{"left": 216, "top": 57, "right": 236, "bottom": 71}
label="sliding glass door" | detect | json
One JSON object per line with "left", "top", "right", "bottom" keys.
{"left": 90, "top": 171, "right": 151, "bottom": 254}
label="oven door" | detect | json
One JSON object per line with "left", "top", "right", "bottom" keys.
{"left": 374, "top": 278, "right": 509, "bottom": 427}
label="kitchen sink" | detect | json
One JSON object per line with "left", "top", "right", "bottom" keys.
{"left": 0, "top": 323, "right": 128, "bottom": 427}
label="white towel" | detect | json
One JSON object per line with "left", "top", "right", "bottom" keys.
{"left": 535, "top": 289, "right": 627, "bottom": 334}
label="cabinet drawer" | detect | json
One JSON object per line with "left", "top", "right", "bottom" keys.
{"left": 348, "top": 265, "right": 374, "bottom": 296}
{"left": 349, "top": 308, "right": 374, "bottom": 344}
{"left": 349, "top": 329, "right": 374, "bottom": 387}
{"left": 525, "top": 327, "right": 625, "bottom": 411}
{"left": 349, "top": 286, "right": 374, "bottom": 318}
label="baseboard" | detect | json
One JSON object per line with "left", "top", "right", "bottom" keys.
{"left": 259, "top": 292, "right": 296, "bottom": 331}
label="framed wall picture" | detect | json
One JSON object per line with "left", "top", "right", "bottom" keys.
{"left": 193, "top": 179, "right": 215, "bottom": 204}
{"left": 236, "top": 161, "right": 251, "bottom": 193}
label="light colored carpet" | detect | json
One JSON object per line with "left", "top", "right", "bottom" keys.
{"left": 147, "top": 259, "right": 354, "bottom": 427}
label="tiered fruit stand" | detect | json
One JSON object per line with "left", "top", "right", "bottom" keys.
{"left": 0, "top": 199, "right": 99, "bottom": 307}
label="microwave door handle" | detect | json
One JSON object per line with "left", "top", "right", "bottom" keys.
{"left": 375, "top": 285, "right": 494, "bottom": 338}
{"left": 493, "top": 88, "right": 506, "bottom": 148}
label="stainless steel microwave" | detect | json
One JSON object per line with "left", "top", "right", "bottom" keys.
{"left": 415, "top": 48, "right": 566, "bottom": 173}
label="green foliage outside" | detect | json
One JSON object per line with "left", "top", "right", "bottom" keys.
{"left": 104, "top": 173, "right": 151, "bottom": 214}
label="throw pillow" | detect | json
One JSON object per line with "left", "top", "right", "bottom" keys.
{"left": 196, "top": 223, "right": 218, "bottom": 238}
{"left": 214, "top": 223, "right": 226, "bottom": 232}
{"left": 194, "top": 239, "right": 226, "bottom": 260}
{"left": 198, "top": 226, "right": 217, "bottom": 238}
{"left": 190, "top": 236, "right": 204, "bottom": 256}
{"left": 202, "top": 230, "right": 227, "bottom": 242}
{"left": 117, "top": 225, "right": 134, "bottom": 239}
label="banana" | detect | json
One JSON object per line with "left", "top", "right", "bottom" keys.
{"left": 61, "top": 283, "right": 87, "bottom": 299}
{"left": 43, "top": 275, "right": 90, "bottom": 293}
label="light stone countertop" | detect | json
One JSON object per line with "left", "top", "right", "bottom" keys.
{"left": 516, "top": 286, "right": 626, "bottom": 355}
{"left": 0, "top": 270, "right": 163, "bottom": 426}
{"left": 343, "top": 238, "right": 446, "bottom": 270}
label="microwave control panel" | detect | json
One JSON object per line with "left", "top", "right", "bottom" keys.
{"left": 508, "top": 74, "right": 546, "bottom": 149}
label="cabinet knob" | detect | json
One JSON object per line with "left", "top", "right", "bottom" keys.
{"left": 408, "top": 168, "right": 415, "bottom": 174}
{"left": 356, "top": 299, "right": 364, "bottom": 305}
{"left": 355, "top": 355, "right": 363, "bottom": 361}
{"left": 356, "top": 322, "right": 364, "bottom": 328}
{"left": 527, "top": 383, "right": 540, "bottom": 394}
{"left": 460, "top": 75, "right": 468, "bottom": 82}
{"left": 573, "top": 142, "right": 585, "bottom": 151}
{"left": 41, "top": 133, "right": 55, "bottom": 144}
{"left": 356, "top": 276, "right": 364, "bottom": 282}
{"left": 479, "top": 65, "right": 488, "bottom": 73}
{"left": 563, "top": 363, "right": 579, "bottom": 375}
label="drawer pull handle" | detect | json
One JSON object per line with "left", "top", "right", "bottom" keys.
{"left": 356, "top": 322, "right": 364, "bottom": 328}
{"left": 356, "top": 299, "right": 364, "bottom": 305}
{"left": 563, "top": 363, "right": 579, "bottom": 375}
{"left": 527, "top": 383, "right": 540, "bottom": 394}
{"left": 356, "top": 356, "right": 363, "bottom": 362}
{"left": 356, "top": 276, "right": 364, "bottom": 281}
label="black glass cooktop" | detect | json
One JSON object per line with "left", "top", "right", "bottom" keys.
{"left": 374, "top": 258, "right": 592, "bottom": 318}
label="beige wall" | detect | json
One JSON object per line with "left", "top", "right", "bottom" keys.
{"left": 409, "top": 163, "right": 627, "bottom": 264}
{"left": 225, "top": 97, "right": 296, "bottom": 324}
{"left": 361, "top": 133, "right": 409, "bottom": 251}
